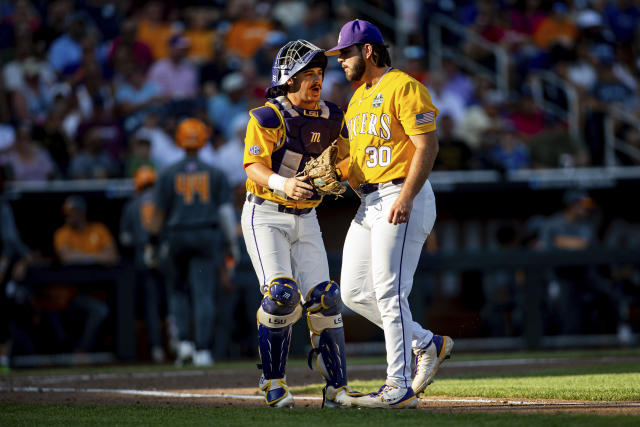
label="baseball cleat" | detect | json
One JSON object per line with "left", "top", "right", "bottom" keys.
{"left": 351, "top": 384, "right": 418, "bottom": 409}
{"left": 412, "top": 335, "right": 454, "bottom": 395}
{"left": 259, "top": 376, "right": 294, "bottom": 408}
{"left": 322, "top": 385, "right": 365, "bottom": 408}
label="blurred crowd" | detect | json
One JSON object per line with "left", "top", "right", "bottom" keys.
{"left": 0, "top": 0, "right": 638, "bottom": 186}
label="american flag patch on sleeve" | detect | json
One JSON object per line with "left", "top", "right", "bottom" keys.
{"left": 415, "top": 111, "right": 434, "bottom": 125}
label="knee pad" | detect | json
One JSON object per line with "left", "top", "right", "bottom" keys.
{"left": 257, "top": 277, "right": 302, "bottom": 379}
{"left": 304, "top": 280, "right": 342, "bottom": 316}
{"left": 305, "top": 281, "right": 348, "bottom": 389}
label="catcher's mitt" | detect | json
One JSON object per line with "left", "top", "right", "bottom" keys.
{"left": 299, "top": 141, "right": 346, "bottom": 197}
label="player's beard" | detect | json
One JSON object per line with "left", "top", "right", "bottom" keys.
{"left": 346, "top": 54, "right": 366, "bottom": 82}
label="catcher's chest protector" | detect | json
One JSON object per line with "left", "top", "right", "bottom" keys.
{"left": 268, "top": 96, "right": 343, "bottom": 178}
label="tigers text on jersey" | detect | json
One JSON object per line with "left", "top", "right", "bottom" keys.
{"left": 243, "top": 97, "right": 349, "bottom": 209}
{"left": 345, "top": 68, "right": 439, "bottom": 189}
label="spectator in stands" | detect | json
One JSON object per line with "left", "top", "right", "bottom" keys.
{"left": 107, "top": 18, "right": 153, "bottom": 73}
{"left": 4, "top": 122, "right": 58, "bottom": 181}
{"left": 427, "top": 71, "right": 466, "bottom": 126}
{"left": 528, "top": 120, "right": 589, "bottom": 168}
{"left": 207, "top": 113, "right": 249, "bottom": 187}
{"left": 507, "top": 93, "right": 546, "bottom": 138}
{"left": 288, "top": 0, "right": 332, "bottom": 46}
{"left": 148, "top": 34, "right": 198, "bottom": 100}
{"left": 135, "top": 1, "right": 173, "bottom": 60}
{"left": 120, "top": 166, "right": 166, "bottom": 363}
{"left": 32, "top": 101, "right": 73, "bottom": 178}
{"left": 603, "top": 0, "right": 640, "bottom": 46}
{"left": 402, "top": 45, "right": 428, "bottom": 83}
{"left": 433, "top": 114, "right": 475, "bottom": 171}
{"left": 114, "top": 64, "right": 164, "bottom": 133}
{"left": 184, "top": 8, "right": 217, "bottom": 64}
{"left": 442, "top": 59, "right": 474, "bottom": 106}
{"left": 532, "top": 2, "right": 578, "bottom": 51}
{"left": 207, "top": 72, "right": 248, "bottom": 140}
{"left": 11, "top": 57, "right": 57, "bottom": 125}
{"left": 124, "top": 136, "right": 154, "bottom": 177}
{"left": 68, "top": 127, "right": 120, "bottom": 179}
{"left": 53, "top": 195, "right": 117, "bottom": 352}
{"left": 135, "top": 113, "right": 183, "bottom": 171}
{"left": 457, "top": 84, "right": 505, "bottom": 150}
{"left": 488, "top": 124, "right": 531, "bottom": 171}
{"left": 224, "top": 0, "right": 273, "bottom": 59}
{"left": 47, "top": 12, "right": 91, "bottom": 75}
{"left": 584, "top": 54, "right": 638, "bottom": 165}
{"left": 3, "top": 37, "right": 55, "bottom": 97}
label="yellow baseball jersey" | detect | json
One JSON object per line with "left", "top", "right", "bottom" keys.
{"left": 345, "top": 68, "right": 439, "bottom": 189}
{"left": 243, "top": 98, "right": 349, "bottom": 209}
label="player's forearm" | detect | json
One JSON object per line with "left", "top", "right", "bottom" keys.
{"left": 400, "top": 132, "right": 438, "bottom": 200}
{"left": 245, "top": 163, "right": 276, "bottom": 188}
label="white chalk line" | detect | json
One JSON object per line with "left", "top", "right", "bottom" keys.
{"left": 1, "top": 386, "right": 639, "bottom": 407}
{"left": 8, "top": 356, "right": 629, "bottom": 385}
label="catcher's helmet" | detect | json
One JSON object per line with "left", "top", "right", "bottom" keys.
{"left": 175, "top": 118, "right": 209, "bottom": 150}
{"left": 267, "top": 39, "right": 327, "bottom": 98}
{"left": 133, "top": 165, "right": 156, "bottom": 192}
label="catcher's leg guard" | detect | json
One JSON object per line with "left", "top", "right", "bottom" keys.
{"left": 305, "top": 281, "right": 363, "bottom": 407}
{"left": 257, "top": 277, "right": 302, "bottom": 407}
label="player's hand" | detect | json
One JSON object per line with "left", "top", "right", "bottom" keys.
{"left": 284, "top": 175, "right": 314, "bottom": 200}
{"left": 388, "top": 196, "right": 413, "bottom": 225}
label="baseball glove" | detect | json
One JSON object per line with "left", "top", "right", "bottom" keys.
{"left": 299, "top": 141, "right": 346, "bottom": 197}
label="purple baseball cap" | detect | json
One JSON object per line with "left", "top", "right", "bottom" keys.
{"left": 325, "top": 19, "right": 384, "bottom": 56}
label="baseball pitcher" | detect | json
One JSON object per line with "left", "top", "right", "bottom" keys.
{"left": 327, "top": 20, "right": 454, "bottom": 408}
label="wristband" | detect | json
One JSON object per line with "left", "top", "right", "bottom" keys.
{"left": 267, "top": 173, "right": 287, "bottom": 192}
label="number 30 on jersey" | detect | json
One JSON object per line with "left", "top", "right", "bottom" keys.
{"left": 365, "top": 146, "right": 391, "bottom": 167}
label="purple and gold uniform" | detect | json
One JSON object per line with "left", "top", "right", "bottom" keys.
{"left": 243, "top": 96, "right": 349, "bottom": 209}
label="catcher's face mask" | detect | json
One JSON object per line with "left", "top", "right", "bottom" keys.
{"left": 266, "top": 39, "right": 327, "bottom": 98}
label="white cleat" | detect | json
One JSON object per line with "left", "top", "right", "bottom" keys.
{"left": 412, "top": 335, "right": 454, "bottom": 395}
{"left": 352, "top": 384, "right": 418, "bottom": 409}
{"left": 259, "top": 376, "right": 294, "bottom": 408}
{"left": 322, "top": 385, "right": 365, "bottom": 408}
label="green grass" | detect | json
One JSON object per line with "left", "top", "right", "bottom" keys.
{"left": 0, "top": 404, "right": 639, "bottom": 427}
{"left": 294, "top": 362, "right": 640, "bottom": 401}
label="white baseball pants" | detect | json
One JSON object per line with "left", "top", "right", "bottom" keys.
{"left": 241, "top": 197, "right": 330, "bottom": 298}
{"left": 341, "top": 180, "right": 436, "bottom": 388}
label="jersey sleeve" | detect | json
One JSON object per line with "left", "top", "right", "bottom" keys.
{"left": 243, "top": 115, "right": 282, "bottom": 169}
{"left": 396, "top": 80, "right": 439, "bottom": 136}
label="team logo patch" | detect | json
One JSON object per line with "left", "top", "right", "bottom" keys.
{"left": 372, "top": 93, "right": 383, "bottom": 108}
{"left": 416, "top": 111, "right": 434, "bottom": 125}
{"left": 249, "top": 145, "right": 261, "bottom": 155}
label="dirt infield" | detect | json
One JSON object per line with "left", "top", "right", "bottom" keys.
{"left": 1, "top": 357, "right": 639, "bottom": 414}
